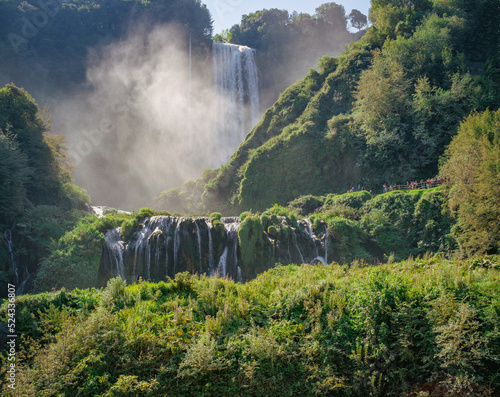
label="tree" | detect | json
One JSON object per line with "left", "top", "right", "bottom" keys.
{"left": 0, "top": 84, "right": 89, "bottom": 210}
{"left": 0, "top": 129, "right": 30, "bottom": 223}
{"left": 440, "top": 109, "right": 500, "bottom": 256}
{"left": 349, "top": 9, "right": 368, "bottom": 30}
{"left": 353, "top": 51, "right": 415, "bottom": 182}
{"left": 315, "top": 2, "right": 348, "bottom": 31}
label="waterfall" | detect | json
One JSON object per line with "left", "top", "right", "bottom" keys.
{"left": 4, "top": 227, "right": 18, "bottom": 285}
{"left": 324, "top": 227, "right": 329, "bottom": 265}
{"left": 305, "top": 219, "right": 319, "bottom": 257}
{"left": 98, "top": 215, "right": 331, "bottom": 286}
{"left": 195, "top": 220, "right": 202, "bottom": 274}
{"left": 293, "top": 229, "right": 305, "bottom": 264}
{"left": 217, "top": 246, "right": 229, "bottom": 278}
{"left": 4, "top": 223, "right": 32, "bottom": 295}
{"left": 173, "top": 218, "right": 183, "bottom": 274}
{"left": 212, "top": 43, "right": 260, "bottom": 165}
{"left": 208, "top": 225, "right": 214, "bottom": 274}
{"left": 103, "top": 228, "right": 125, "bottom": 280}
{"left": 217, "top": 218, "right": 240, "bottom": 279}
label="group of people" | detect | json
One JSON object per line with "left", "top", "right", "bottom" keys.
{"left": 344, "top": 177, "right": 446, "bottom": 195}
{"left": 406, "top": 177, "right": 446, "bottom": 190}
{"left": 346, "top": 185, "right": 373, "bottom": 195}
{"left": 383, "top": 177, "right": 446, "bottom": 192}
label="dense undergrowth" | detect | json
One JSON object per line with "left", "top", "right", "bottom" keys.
{"left": 1, "top": 257, "right": 499, "bottom": 396}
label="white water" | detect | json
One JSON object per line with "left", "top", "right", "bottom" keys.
{"left": 217, "top": 246, "right": 229, "bottom": 277}
{"left": 213, "top": 43, "right": 260, "bottom": 165}
{"left": 217, "top": 218, "right": 240, "bottom": 278}
{"left": 310, "top": 256, "right": 328, "bottom": 266}
{"left": 4, "top": 228, "right": 18, "bottom": 284}
{"left": 237, "top": 266, "right": 243, "bottom": 283}
{"left": 208, "top": 225, "right": 214, "bottom": 274}
{"left": 173, "top": 217, "right": 184, "bottom": 274}
{"left": 195, "top": 220, "right": 202, "bottom": 274}
{"left": 305, "top": 219, "right": 319, "bottom": 257}
{"left": 4, "top": 224, "right": 32, "bottom": 295}
{"left": 324, "top": 227, "right": 329, "bottom": 265}
{"left": 104, "top": 228, "right": 125, "bottom": 279}
{"left": 99, "top": 215, "right": 331, "bottom": 286}
{"left": 293, "top": 229, "right": 305, "bottom": 264}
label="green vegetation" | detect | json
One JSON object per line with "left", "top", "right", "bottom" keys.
{"left": 0, "top": 0, "right": 213, "bottom": 99}
{"left": 225, "top": 5, "right": 366, "bottom": 109}
{"left": 2, "top": 258, "right": 499, "bottom": 395}
{"left": 0, "top": 84, "right": 91, "bottom": 293}
{"left": 172, "top": 0, "right": 499, "bottom": 215}
{"left": 26, "top": 187, "right": 457, "bottom": 294}
{"left": 34, "top": 212, "right": 130, "bottom": 292}
{"left": 441, "top": 109, "right": 500, "bottom": 257}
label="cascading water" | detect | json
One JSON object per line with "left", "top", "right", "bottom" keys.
{"left": 208, "top": 225, "right": 214, "bottom": 274}
{"left": 305, "top": 219, "right": 319, "bottom": 257}
{"left": 216, "top": 218, "right": 240, "bottom": 278}
{"left": 292, "top": 229, "right": 305, "bottom": 264}
{"left": 4, "top": 223, "right": 32, "bottom": 295}
{"left": 99, "top": 215, "right": 330, "bottom": 286}
{"left": 102, "top": 228, "right": 125, "bottom": 280}
{"left": 194, "top": 220, "right": 202, "bottom": 274}
{"left": 4, "top": 227, "right": 18, "bottom": 285}
{"left": 212, "top": 43, "right": 260, "bottom": 165}
{"left": 324, "top": 227, "right": 329, "bottom": 265}
{"left": 217, "top": 246, "right": 229, "bottom": 278}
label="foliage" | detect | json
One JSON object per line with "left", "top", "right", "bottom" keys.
{"left": 210, "top": 212, "right": 222, "bottom": 223}
{"left": 0, "top": 84, "right": 87, "bottom": 213}
{"left": 0, "top": 0, "right": 213, "bottom": 99}
{"left": 238, "top": 213, "right": 271, "bottom": 280}
{"left": 192, "top": 0, "right": 498, "bottom": 215}
{"left": 2, "top": 258, "right": 499, "bottom": 396}
{"left": 440, "top": 109, "right": 500, "bottom": 256}
{"left": 227, "top": 5, "right": 363, "bottom": 110}
{"left": 360, "top": 188, "right": 455, "bottom": 260}
{"left": 34, "top": 212, "right": 132, "bottom": 292}
{"left": 0, "top": 129, "right": 30, "bottom": 223}
{"left": 0, "top": 84, "right": 91, "bottom": 295}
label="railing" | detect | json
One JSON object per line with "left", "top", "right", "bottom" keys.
{"left": 384, "top": 179, "right": 445, "bottom": 192}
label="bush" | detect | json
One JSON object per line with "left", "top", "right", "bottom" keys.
{"left": 3, "top": 259, "right": 500, "bottom": 396}
{"left": 210, "top": 212, "right": 222, "bottom": 223}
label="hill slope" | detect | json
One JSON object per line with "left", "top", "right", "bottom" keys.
{"left": 171, "top": 0, "right": 499, "bottom": 214}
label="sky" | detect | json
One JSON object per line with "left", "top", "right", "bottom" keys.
{"left": 204, "top": 0, "right": 372, "bottom": 34}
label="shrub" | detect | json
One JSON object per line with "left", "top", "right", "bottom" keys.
{"left": 210, "top": 212, "right": 222, "bottom": 223}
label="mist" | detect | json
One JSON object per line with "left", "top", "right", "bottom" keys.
{"left": 52, "top": 24, "right": 254, "bottom": 210}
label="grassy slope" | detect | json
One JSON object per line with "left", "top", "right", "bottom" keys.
{"left": 203, "top": 44, "right": 373, "bottom": 213}
{"left": 197, "top": 0, "right": 500, "bottom": 216}
{"left": 1, "top": 257, "right": 499, "bottom": 396}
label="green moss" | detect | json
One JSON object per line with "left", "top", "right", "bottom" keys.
{"left": 210, "top": 212, "right": 222, "bottom": 223}
{"left": 267, "top": 225, "right": 278, "bottom": 238}
{"left": 239, "top": 211, "right": 250, "bottom": 222}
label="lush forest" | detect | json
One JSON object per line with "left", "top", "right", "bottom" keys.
{"left": 1, "top": 0, "right": 500, "bottom": 395}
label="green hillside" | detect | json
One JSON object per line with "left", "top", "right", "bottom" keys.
{"left": 168, "top": 0, "right": 499, "bottom": 214}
